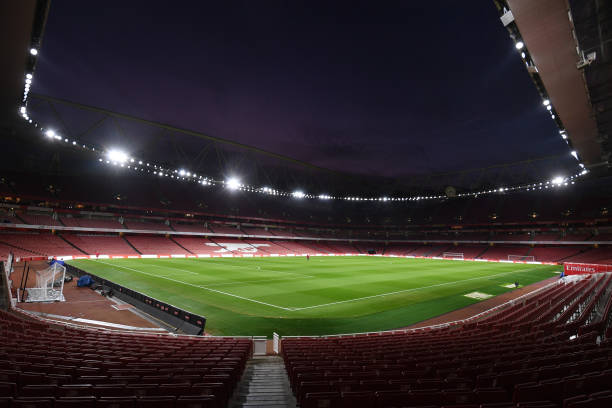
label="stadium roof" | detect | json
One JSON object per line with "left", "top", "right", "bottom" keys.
{"left": 496, "top": 0, "right": 611, "bottom": 172}
{"left": 1, "top": 1, "right": 609, "bottom": 197}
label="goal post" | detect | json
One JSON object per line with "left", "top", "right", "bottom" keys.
{"left": 508, "top": 255, "right": 535, "bottom": 262}
{"left": 25, "top": 262, "right": 66, "bottom": 302}
{"left": 443, "top": 252, "right": 464, "bottom": 260}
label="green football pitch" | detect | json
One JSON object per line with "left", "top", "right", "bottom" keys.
{"left": 68, "top": 256, "right": 560, "bottom": 336}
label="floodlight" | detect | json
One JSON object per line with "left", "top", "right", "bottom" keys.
{"left": 515, "top": 41, "right": 524, "bottom": 50}
{"left": 292, "top": 191, "right": 305, "bottom": 199}
{"left": 26, "top": 73, "right": 32, "bottom": 80}
{"left": 178, "top": 169, "right": 186, "bottom": 176}
{"left": 546, "top": 105, "right": 552, "bottom": 111}
{"left": 45, "top": 129, "right": 55, "bottom": 138}
{"left": 543, "top": 99, "right": 550, "bottom": 106}
{"left": 30, "top": 48, "right": 38, "bottom": 56}
{"left": 20, "top": 106, "right": 26, "bottom": 114}
{"left": 226, "top": 177, "right": 241, "bottom": 190}
{"left": 552, "top": 176, "right": 564, "bottom": 185}
{"left": 570, "top": 150, "right": 579, "bottom": 160}
{"left": 521, "top": 52, "right": 526, "bottom": 58}
{"left": 106, "top": 149, "right": 129, "bottom": 163}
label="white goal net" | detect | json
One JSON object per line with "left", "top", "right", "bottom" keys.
{"left": 508, "top": 255, "right": 535, "bottom": 262}
{"left": 443, "top": 252, "right": 464, "bottom": 260}
{"left": 25, "top": 262, "right": 66, "bottom": 302}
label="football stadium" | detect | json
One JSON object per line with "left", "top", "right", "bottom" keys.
{"left": 1, "top": 1, "right": 612, "bottom": 407}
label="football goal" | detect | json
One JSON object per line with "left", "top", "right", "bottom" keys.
{"left": 443, "top": 252, "right": 464, "bottom": 260}
{"left": 508, "top": 255, "right": 535, "bottom": 262}
{"left": 25, "top": 262, "right": 66, "bottom": 302}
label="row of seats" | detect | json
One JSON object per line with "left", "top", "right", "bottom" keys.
{"left": 2, "top": 230, "right": 610, "bottom": 263}
{"left": 282, "top": 274, "right": 612, "bottom": 407}
{"left": 0, "top": 309, "right": 251, "bottom": 408}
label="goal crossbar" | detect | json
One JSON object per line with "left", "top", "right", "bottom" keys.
{"left": 508, "top": 255, "right": 535, "bottom": 262}
{"left": 443, "top": 252, "right": 464, "bottom": 260}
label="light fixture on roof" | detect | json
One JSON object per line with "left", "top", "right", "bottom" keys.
{"left": 45, "top": 129, "right": 55, "bottom": 138}
{"left": 551, "top": 176, "right": 564, "bottom": 185}
{"left": 106, "top": 149, "right": 129, "bottom": 163}
{"left": 226, "top": 177, "right": 241, "bottom": 190}
{"left": 292, "top": 190, "right": 305, "bottom": 199}
{"left": 570, "top": 151, "right": 579, "bottom": 160}
{"left": 543, "top": 99, "right": 550, "bottom": 106}
{"left": 515, "top": 41, "right": 524, "bottom": 50}
{"left": 30, "top": 48, "right": 38, "bottom": 56}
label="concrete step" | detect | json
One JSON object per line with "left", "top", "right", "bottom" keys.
{"left": 228, "top": 355, "right": 297, "bottom": 408}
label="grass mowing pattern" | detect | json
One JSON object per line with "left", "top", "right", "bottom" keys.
{"left": 68, "top": 256, "right": 560, "bottom": 336}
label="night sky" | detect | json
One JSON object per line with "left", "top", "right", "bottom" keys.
{"left": 31, "top": 1, "right": 569, "bottom": 178}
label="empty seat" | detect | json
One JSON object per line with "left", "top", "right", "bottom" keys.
{"left": 54, "top": 396, "right": 97, "bottom": 407}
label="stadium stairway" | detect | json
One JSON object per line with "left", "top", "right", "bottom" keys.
{"left": 122, "top": 236, "right": 142, "bottom": 254}
{"left": 169, "top": 236, "right": 194, "bottom": 255}
{"left": 57, "top": 233, "right": 88, "bottom": 255}
{"left": 229, "top": 355, "right": 297, "bottom": 408}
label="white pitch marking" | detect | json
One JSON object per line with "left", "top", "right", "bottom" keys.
{"left": 185, "top": 258, "right": 314, "bottom": 278}
{"left": 290, "top": 268, "right": 539, "bottom": 311}
{"left": 140, "top": 262, "right": 199, "bottom": 275}
{"left": 92, "top": 260, "right": 293, "bottom": 311}
{"left": 205, "top": 275, "right": 313, "bottom": 288}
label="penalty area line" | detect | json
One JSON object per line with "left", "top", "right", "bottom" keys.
{"left": 291, "top": 267, "right": 539, "bottom": 311}
{"left": 92, "top": 260, "right": 293, "bottom": 311}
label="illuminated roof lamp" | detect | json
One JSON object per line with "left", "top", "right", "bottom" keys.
{"left": 515, "top": 41, "right": 524, "bottom": 50}
{"left": 552, "top": 176, "right": 564, "bottom": 185}
{"left": 226, "top": 177, "right": 241, "bottom": 190}
{"left": 106, "top": 149, "right": 129, "bottom": 163}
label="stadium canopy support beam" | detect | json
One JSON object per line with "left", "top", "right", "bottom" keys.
{"left": 30, "top": 93, "right": 342, "bottom": 176}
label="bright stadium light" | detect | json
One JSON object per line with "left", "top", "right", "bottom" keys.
{"left": 571, "top": 150, "right": 579, "bottom": 160}
{"left": 26, "top": 73, "right": 32, "bottom": 80}
{"left": 546, "top": 105, "right": 552, "bottom": 111}
{"left": 45, "top": 129, "right": 55, "bottom": 138}
{"left": 106, "top": 149, "right": 129, "bottom": 163}
{"left": 552, "top": 176, "right": 564, "bottom": 185}
{"left": 292, "top": 190, "right": 305, "bottom": 199}
{"left": 30, "top": 48, "right": 38, "bottom": 56}
{"left": 226, "top": 177, "right": 241, "bottom": 190}
{"left": 515, "top": 41, "right": 524, "bottom": 50}
{"left": 543, "top": 99, "right": 550, "bottom": 106}
{"left": 178, "top": 169, "right": 186, "bottom": 176}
